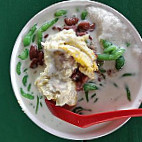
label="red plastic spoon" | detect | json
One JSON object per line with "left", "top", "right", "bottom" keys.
{"left": 45, "top": 99, "right": 142, "bottom": 128}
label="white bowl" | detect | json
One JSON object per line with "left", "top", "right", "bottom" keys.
{"left": 10, "top": 0, "right": 142, "bottom": 140}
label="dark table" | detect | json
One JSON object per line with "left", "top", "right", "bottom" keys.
{"left": 0, "top": 0, "right": 142, "bottom": 142}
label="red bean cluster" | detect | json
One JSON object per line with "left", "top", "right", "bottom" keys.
{"left": 71, "top": 68, "right": 89, "bottom": 91}
{"left": 52, "top": 17, "right": 96, "bottom": 37}
{"left": 64, "top": 17, "right": 95, "bottom": 36}
{"left": 64, "top": 17, "right": 79, "bottom": 26}
{"left": 29, "top": 45, "right": 44, "bottom": 69}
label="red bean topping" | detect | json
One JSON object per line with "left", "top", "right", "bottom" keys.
{"left": 63, "top": 25, "right": 77, "bottom": 32}
{"left": 106, "top": 69, "right": 116, "bottom": 77}
{"left": 38, "top": 51, "right": 44, "bottom": 65}
{"left": 107, "top": 69, "right": 112, "bottom": 76}
{"left": 77, "top": 22, "right": 90, "bottom": 32}
{"left": 76, "top": 31, "right": 87, "bottom": 36}
{"left": 76, "top": 75, "right": 89, "bottom": 91}
{"left": 29, "top": 45, "right": 45, "bottom": 69}
{"left": 71, "top": 68, "right": 89, "bottom": 91}
{"left": 52, "top": 26, "right": 62, "bottom": 31}
{"left": 30, "top": 58, "right": 38, "bottom": 69}
{"left": 76, "top": 82, "right": 83, "bottom": 91}
{"left": 89, "top": 23, "right": 95, "bottom": 32}
{"left": 71, "top": 69, "right": 81, "bottom": 81}
{"left": 98, "top": 77, "right": 101, "bottom": 82}
{"left": 44, "top": 34, "right": 49, "bottom": 38}
{"left": 81, "top": 75, "right": 89, "bottom": 84}
{"left": 89, "top": 35, "right": 93, "bottom": 40}
{"left": 64, "top": 17, "right": 79, "bottom": 26}
{"left": 29, "top": 45, "right": 38, "bottom": 60}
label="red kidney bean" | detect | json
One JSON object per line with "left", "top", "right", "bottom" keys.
{"left": 71, "top": 68, "right": 89, "bottom": 91}
{"left": 89, "top": 35, "right": 93, "bottom": 40}
{"left": 89, "top": 23, "right": 95, "bottom": 32}
{"left": 107, "top": 69, "right": 112, "bottom": 76}
{"left": 38, "top": 51, "right": 44, "bottom": 65}
{"left": 52, "top": 26, "right": 62, "bottom": 31}
{"left": 30, "top": 58, "right": 38, "bottom": 69}
{"left": 82, "top": 75, "right": 89, "bottom": 83}
{"left": 77, "top": 22, "right": 90, "bottom": 32}
{"left": 63, "top": 25, "right": 77, "bottom": 32}
{"left": 64, "top": 17, "right": 79, "bottom": 26}
{"left": 29, "top": 45, "right": 38, "bottom": 60}
{"left": 76, "top": 31, "right": 87, "bottom": 36}
{"left": 71, "top": 69, "right": 81, "bottom": 81}
{"left": 98, "top": 77, "right": 101, "bottom": 82}
{"left": 71, "top": 74, "right": 80, "bottom": 81}
{"left": 76, "top": 75, "right": 89, "bottom": 91}
{"left": 106, "top": 69, "right": 116, "bottom": 77}
{"left": 76, "top": 82, "right": 83, "bottom": 91}
{"left": 44, "top": 34, "right": 49, "bottom": 38}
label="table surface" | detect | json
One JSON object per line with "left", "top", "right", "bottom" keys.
{"left": 1, "top": 0, "right": 142, "bottom": 142}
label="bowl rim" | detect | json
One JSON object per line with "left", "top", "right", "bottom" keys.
{"left": 10, "top": 0, "right": 142, "bottom": 140}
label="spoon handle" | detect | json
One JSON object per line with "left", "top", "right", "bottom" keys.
{"left": 79, "top": 108, "right": 142, "bottom": 128}
{"left": 45, "top": 99, "right": 142, "bottom": 128}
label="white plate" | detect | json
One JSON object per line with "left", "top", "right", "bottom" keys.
{"left": 10, "top": 0, "right": 142, "bottom": 140}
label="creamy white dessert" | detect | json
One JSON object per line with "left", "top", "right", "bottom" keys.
{"left": 33, "top": 6, "right": 141, "bottom": 110}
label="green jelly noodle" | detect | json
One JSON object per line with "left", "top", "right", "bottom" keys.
{"left": 40, "top": 102, "right": 43, "bottom": 107}
{"left": 97, "top": 39, "right": 125, "bottom": 61}
{"left": 32, "top": 34, "right": 36, "bottom": 42}
{"left": 81, "top": 10, "right": 88, "bottom": 20}
{"left": 121, "top": 73, "right": 135, "bottom": 77}
{"left": 94, "top": 98, "right": 98, "bottom": 103}
{"left": 126, "top": 42, "right": 131, "bottom": 47}
{"left": 23, "top": 68, "right": 28, "bottom": 72}
{"left": 16, "top": 62, "right": 21, "bottom": 75}
{"left": 37, "top": 18, "right": 58, "bottom": 49}
{"left": 115, "top": 56, "right": 125, "bottom": 70}
{"left": 100, "top": 39, "right": 112, "bottom": 49}
{"left": 23, "top": 24, "right": 37, "bottom": 47}
{"left": 54, "top": 9, "right": 67, "bottom": 17}
{"left": 83, "top": 82, "right": 99, "bottom": 102}
{"left": 91, "top": 93, "right": 96, "bottom": 98}
{"left": 20, "top": 88, "right": 34, "bottom": 100}
{"left": 18, "top": 48, "right": 29, "bottom": 60}
{"left": 125, "top": 85, "right": 131, "bottom": 101}
{"left": 113, "top": 82, "right": 118, "bottom": 88}
{"left": 22, "top": 75, "right": 28, "bottom": 86}
{"left": 35, "top": 96, "right": 39, "bottom": 114}
{"left": 37, "top": 30, "right": 42, "bottom": 49}
{"left": 72, "top": 106, "right": 91, "bottom": 114}
{"left": 83, "top": 82, "right": 99, "bottom": 92}
{"left": 27, "top": 83, "right": 31, "bottom": 92}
